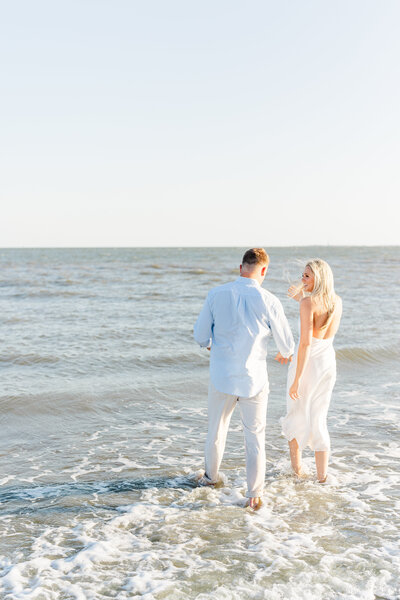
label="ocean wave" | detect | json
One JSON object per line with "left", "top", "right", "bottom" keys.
{"left": 135, "top": 350, "right": 205, "bottom": 368}
{"left": 0, "top": 476, "right": 196, "bottom": 506}
{"left": 0, "top": 392, "right": 105, "bottom": 417}
{"left": 0, "top": 353, "right": 60, "bottom": 365}
{"left": 336, "top": 344, "right": 400, "bottom": 365}
{"left": 184, "top": 268, "right": 207, "bottom": 275}
{"left": 10, "top": 290, "right": 96, "bottom": 298}
{"left": 2, "top": 346, "right": 395, "bottom": 371}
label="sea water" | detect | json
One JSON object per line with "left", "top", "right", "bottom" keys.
{"left": 0, "top": 247, "right": 399, "bottom": 599}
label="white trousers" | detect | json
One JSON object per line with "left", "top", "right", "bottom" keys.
{"left": 204, "top": 381, "right": 268, "bottom": 498}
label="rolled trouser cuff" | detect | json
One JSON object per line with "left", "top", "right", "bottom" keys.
{"left": 203, "top": 472, "right": 216, "bottom": 483}
{"left": 246, "top": 489, "right": 264, "bottom": 498}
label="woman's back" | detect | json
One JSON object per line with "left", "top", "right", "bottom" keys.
{"left": 312, "top": 295, "right": 342, "bottom": 339}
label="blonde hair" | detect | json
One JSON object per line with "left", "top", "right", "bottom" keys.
{"left": 305, "top": 258, "right": 336, "bottom": 328}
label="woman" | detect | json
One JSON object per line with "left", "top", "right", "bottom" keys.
{"left": 280, "top": 259, "right": 342, "bottom": 483}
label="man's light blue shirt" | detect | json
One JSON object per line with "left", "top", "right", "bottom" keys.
{"left": 194, "top": 276, "right": 295, "bottom": 397}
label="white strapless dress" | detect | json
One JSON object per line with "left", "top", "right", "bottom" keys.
{"left": 280, "top": 336, "right": 336, "bottom": 452}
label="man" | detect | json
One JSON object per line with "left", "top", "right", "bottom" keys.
{"left": 194, "top": 248, "right": 294, "bottom": 510}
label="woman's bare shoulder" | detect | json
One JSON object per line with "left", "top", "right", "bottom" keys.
{"left": 334, "top": 294, "right": 343, "bottom": 314}
{"left": 300, "top": 296, "right": 313, "bottom": 313}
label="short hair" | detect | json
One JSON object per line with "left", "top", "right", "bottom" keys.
{"left": 242, "top": 248, "right": 269, "bottom": 267}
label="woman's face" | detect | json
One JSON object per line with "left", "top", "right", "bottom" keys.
{"left": 302, "top": 266, "right": 315, "bottom": 292}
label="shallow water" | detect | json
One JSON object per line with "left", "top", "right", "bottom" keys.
{"left": 0, "top": 247, "right": 399, "bottom": 599}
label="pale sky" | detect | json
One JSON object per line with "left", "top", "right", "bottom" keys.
{"left": 1, "top": 0, "right": 399, "bottom": 247}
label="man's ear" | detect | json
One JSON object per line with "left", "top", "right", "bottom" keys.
{"left": 239, "top": 264, "right": 242, "bottom": 274}
{"left": 261, "top": 265, "right": 267, "bottom": 276}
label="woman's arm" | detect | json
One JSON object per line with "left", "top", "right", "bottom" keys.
{"left": 289, "top": 297, "right": 313, "bottom": 400}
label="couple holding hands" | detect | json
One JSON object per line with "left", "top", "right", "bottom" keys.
{"left": 194, "top": 248, "right": 342, "bottom": 510}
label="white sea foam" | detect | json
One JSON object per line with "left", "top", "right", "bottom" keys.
{"left": 0, "top": 476, "right": 15, "bottom": 486}
{"left": 1, "top": 459, "right": 400, "bottom": 599}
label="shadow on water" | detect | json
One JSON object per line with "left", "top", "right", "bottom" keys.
{"left": 0, "top": 475, "right": 197, "bottom": 515}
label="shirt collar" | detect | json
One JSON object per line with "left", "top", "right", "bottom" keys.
{"left": 236, "top": 276, "right": 260, "bottom": 287}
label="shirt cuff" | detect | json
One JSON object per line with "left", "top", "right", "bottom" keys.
{"left": 199, "top": 339, "right": 212, "bottom": 348}
{"left": 280, "top": 347, "right": 295, "bottom": 358}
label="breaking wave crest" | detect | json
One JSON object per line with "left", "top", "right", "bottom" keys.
{"left": 336, "top": 344, "right": 400, "bottom": 365}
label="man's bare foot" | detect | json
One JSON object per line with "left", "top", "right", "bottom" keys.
{"left": 196, "top": 472, "right": 215, "bottom": 487}
{"left": 317, "top": 475, "right": 327, "bottom": 484}
{"left": 246, "top": 497, "right": 263, "bottom": 511}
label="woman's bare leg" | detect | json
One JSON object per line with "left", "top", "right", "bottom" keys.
{"left": 289, "top": 439, "right": 303, "bottom": 476}
{"left": 315, "top": 451, "right": 328, "bottom": 482}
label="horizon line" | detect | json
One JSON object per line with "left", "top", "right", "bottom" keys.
{"left": 0, "top": 244, "right": 399, "bottom": 250}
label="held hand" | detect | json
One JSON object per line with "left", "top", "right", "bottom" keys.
{"left": 289, "top": 380, "right": 300, "bottom": 401}
{"left": 274, "top": 352, "right": 291, "bottom": 365}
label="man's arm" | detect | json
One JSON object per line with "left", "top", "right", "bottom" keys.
{"left": 194, "top": 294, "right": 213, "bottom": 348}
{"left": 268, "top": 300, "right": 295, "bottom": 359}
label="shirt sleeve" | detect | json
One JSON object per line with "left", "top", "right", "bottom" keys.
{"left": 194, "top": 294, "right": 213, "bottom": 348}
{"left": 268, "top": 300, "right": 295, "bottom": 358}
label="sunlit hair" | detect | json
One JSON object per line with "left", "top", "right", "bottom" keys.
{"left": 242, "top": 248, "right": 269, "bottom": 267}
{"left": 306, "top": 258, "right": 336, "bottom": 328}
